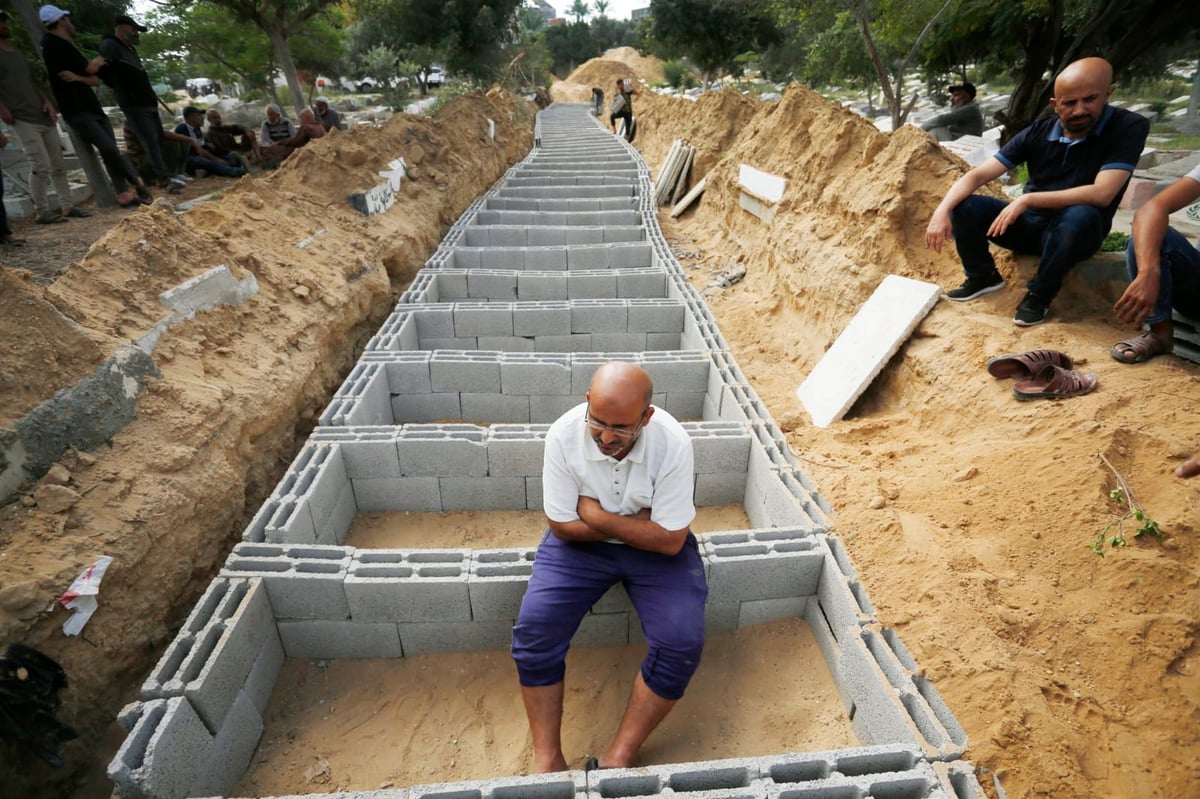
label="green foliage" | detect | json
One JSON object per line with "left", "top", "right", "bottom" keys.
{"left": 544, "top": 21, "right": 601, "bottom": 77}
{"left": 661, "top": 59, "right": 696, "bottom": 90}
{"left": 355, "top": 44, "right": 417, "bottom": 105}
{"left": 1100, "top": 231, "right": 1129, "bottom": 252}
{"left": 1090, "top": 486, "right": 1163, "bottom": 557}
{"left": 648, "top": 0, "right": 780, "bottom": 86}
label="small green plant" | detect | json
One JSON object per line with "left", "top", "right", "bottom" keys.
{"left": 1100, "top": 231, "right": 1129, "bottom": 252}
{"left": 1091, "top": 455, "right": 1163, "bottom": 556}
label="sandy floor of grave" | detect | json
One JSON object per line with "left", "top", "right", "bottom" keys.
{"left": 345, "top": 505, "right": 753, "bottom": 549}
{"left": 235, "top": 617, "right": 855, "bottom": 795}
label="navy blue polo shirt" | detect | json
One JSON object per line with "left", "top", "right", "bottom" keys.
{"left": 995, "top": 105, "right": 1149, "bottom": 226}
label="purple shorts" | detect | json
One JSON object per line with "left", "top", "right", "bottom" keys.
{"left": 511, "top": 530, "right": 708, "bottom": 701}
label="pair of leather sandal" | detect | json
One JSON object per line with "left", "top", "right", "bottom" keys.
{"left": 985, "top": 349, "right": 1097, "bottom": 401}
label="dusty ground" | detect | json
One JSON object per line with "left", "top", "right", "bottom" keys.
{"left": 0, "top": 46, "right": 1196, "bottom": 798}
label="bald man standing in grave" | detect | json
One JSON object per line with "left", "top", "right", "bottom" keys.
{"left": 511, "top": 361, "right": 707, "bottom": 772}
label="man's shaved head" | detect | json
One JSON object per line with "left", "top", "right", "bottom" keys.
{"left": 1050, "top": 57, "right": 1115, "bottom": 139}
{"left": 585, "top": 362, "right": 655, "bottom": 460}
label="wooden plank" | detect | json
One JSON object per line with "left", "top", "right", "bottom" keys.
{"left": 670, "top": 147, "right": 695, "bottom": 206}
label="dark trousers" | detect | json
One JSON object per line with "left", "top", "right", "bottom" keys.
{"left": 64, "top": 113, "right": 138, "bottom": 193}
{"left": 950, "top": 195, "right": 1106, "bottom": 304}
{"left": 123, "top": 106, "right": 171, "bottom": 182}
{"left": 512, "top": 530, "right": 707, "bottom": 701}
{"left": 1127, "top": 228, "right": 1200, "bottom": 323}
{"left": 183, "top": 153, "right": 244, "bottom": 177}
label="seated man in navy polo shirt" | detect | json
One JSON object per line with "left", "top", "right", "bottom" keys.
{"left": 925, "top": 57, "right": 1149, "bottom": 326}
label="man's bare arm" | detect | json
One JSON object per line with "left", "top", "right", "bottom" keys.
{"left": 925, "top": 157, "right": 1009, "bottom": 252}
{"left": 571, "top": 497, "right": 689, "bottom": 555}
{"left": 1114, "top": 175, "right": 1200, "bottom": 326}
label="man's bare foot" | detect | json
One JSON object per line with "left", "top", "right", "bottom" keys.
{"left": 1175, "top": 452, "right": 1199, "bottom": 479}
{"left": 530, "top": 752, "right": 568, "bottom": 773}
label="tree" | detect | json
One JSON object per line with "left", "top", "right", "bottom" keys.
{"left": 935, "top": 0, "right": 1200, "bottom": 138}
{"left": 163, "top": 0, "right": 342, "bottom": 116}
{"left": 569, "top": 0, "right": 590, "bottom": 23}
{"left": 649, "top": 0, "right": 780, "bottom": 88}
{"left": 544, "top": 21, "right": 599, "bottom": 75}
{"left": 593, "top": 0, "right": 609, "bottom": 17}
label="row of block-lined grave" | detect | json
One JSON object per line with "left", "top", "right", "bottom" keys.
{"left": 108, "top": 104, "right": 985, "bottom": 799}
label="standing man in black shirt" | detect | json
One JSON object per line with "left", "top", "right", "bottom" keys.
{"left": 39, "top": 4, "right": 148, "bottom": 207}
{"left": 98, "top": 12, "right": 184, "bottom": 192}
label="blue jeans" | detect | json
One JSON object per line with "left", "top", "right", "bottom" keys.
{"left": 950, "top": 195, "right": 1106, "bottom": 304}
{"left": 184, "top": 153, "right": 244, "bottom": 178}
{"left": 123, "top": 106, "right": 171, "bottom": 182}
{"left": 1126, "top": 228, "right": 1200, "bottom": 324}
{"left": 512, "top": 529, "right": 707, "bottom": 701}
{"left": 65, "top": 113, "right": 138, "bottom": 193}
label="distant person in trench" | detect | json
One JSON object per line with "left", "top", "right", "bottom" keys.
{"left": 609, "top": 78, "right": 636, "bottom": 142}
{"left": 511, "top": 361, "right": 707, "bottom": 772}
{"left": 925, "top": 57, "right": 1150, "bottom": 327}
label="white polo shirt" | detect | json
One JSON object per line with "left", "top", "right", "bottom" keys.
{"left": 543, "top": 402, "right": 695, "bottom": 534}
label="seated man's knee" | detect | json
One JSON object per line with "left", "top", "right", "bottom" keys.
{"left": 641, "top": 639, "right": 704, "bottom": 701}
{"left": 511, "top": 621, "right": 570, "bottom": 687}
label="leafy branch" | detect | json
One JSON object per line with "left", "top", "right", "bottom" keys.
{"left": 1091, "top": 453, "right": 1163, "bottom": 556}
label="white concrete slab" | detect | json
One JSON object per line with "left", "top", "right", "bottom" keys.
{"left": 738, "top": 164, "right": 786, "bottom": 203}
{"left": 939, "top": 135, "right": 998, "bottom": 167}
{"left": 796, "top": 274, "right": 940, "bottom": 428}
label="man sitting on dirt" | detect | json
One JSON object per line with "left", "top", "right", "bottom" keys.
{"left": 205, "top": 108, "right": 260, "bottom": 167}
{"left": 259, "top": 108, "right": 325, "bottom": 168}
{"left": 1109, "top": 165, "right": 1200, "bottom": 367}
{"left": 512, "top": 361, "right": 706, "bottom": 773}
{"left": 925, "top": 57, "right": 1149, "bottom": 327}
{"left": 921, "top": 81, "right": 984, "bottom": 142}
{"left": 259, "top": 103, "right": 294, "bottom": 148}
{"left": 610, "top": 78, "right": 636, "bottom": 142}
{"left": 313, "top": 96, "right": 343, "bottom": 132}
{"left": 173, "top": 106, "right": 245, "bottom": 178}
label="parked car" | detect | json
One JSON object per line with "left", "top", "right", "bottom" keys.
{"left": 425, "top": 67, "right": 446, "bottom": 87}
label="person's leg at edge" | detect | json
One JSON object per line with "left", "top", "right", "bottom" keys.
{"left": 12, "top": 120, "right": 52, "bottom": 217}
{"left": 41, "top": 122, "right": 74, "bottom": 213}
{"left": 1119, "top": 227, "right": 1200, "bottom": 355}
{"left": 1026, "top": 204, "right": 1104, "bottom": 308}
{"left": 512, "top": 532, "right": 618, "bottom": 773}
{"left": 948, "top": 195, "right": 1008, "bottom": 282}
{"left": 601, "top": 533, "right": 707, "bottom": 768}
{"left": 125, "top": 106, "right": 172, "bottom": 184}
{"left": 69, "top": 115, "right": 138, "bottom": 203}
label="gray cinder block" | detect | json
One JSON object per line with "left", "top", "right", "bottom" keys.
{"left": 221, "top": 552, "right": 351, "bottom": 621}
{"left": 469, "top": 549, "right": 535, "bottom": 620}
{"left": 107, "top": 697, "right": 213, "bottom": 799}
{"left": 567, "top": 271, "right": 617, "bottom": 298}
{"left": 738, "top": 596, "right": 807, "bottom": 627}
{"left": 397, "top": 428, "right": 488, "bottom": 477}
{"left": 628, "top": 301, "right": 686, "bottom": 333}
{"left": 500, "top": 355, "right": 572, "bottom": 395}
{"left": 439, "top": 476, "right": 528, "bottom": 510}
{"left": 277, "top": 619, "right": 403, "bottom": 658}
{"left": 704, "top": 543, "right": 823, "bottom": 604}
{"left": 572, "top": 301, "right": 628, "bottom": 333}
{"left": 566, "top": 244, "right": 610, "bottom": 270}
{"left": 392, "top": 392, "right": 463, "bottom": 423}
{"left": 486, "top": 431, "right": 546, "bottom": 476}
{"left": 346, "top": 550, "right": 471, "bottom": 622}
{"left": 461, "top": 392, "right": 531, "bottom": 423}
{"left": 430, "top": 353, "right": 502, "bottom": 393}
{"left": 398, "top": 619, "right": 516, "bottom": 655}
{"left": 512, "top": 302, "right": 572, "bottom": 337}
{"left": 518, "top": 271, "right": 569, "bottom": 301}
{"left": 191, "top": 689, "right": 263, "bottom": 798}
{"left": 353, "top": 476, "right": 442, "bottom": 512}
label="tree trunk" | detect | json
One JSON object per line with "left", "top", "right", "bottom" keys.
{"left": 263, "top": 19, "right": 306, "bottom": 118}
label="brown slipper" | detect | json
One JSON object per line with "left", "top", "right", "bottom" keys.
{"left": 986, "top": 349, "right": 1072, "bottom": 379}
{"left": 1110, "top": 331, "right": 1170, "bottom": 364}
{"left": 1012, "top": 364, "right": 1097, "bottom": 401}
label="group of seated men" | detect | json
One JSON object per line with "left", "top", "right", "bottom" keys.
{"left": 123, "top": 97, "right": 344, "bottom": 182}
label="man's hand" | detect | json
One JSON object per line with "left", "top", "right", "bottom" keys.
{"left": 1113, "top": 269, "right": 1160, "bottom": 326}
{"left": 925, "top": 209, "right": 953, "bottom": 252}
{"left": 987, "top": 195, "right": 1025, "bottom": 238}
{"left": 86, "top": 56, "right": 106, "bottom": 74}
{"left": 42, "top": 101, "right": 58, "bottom": 123}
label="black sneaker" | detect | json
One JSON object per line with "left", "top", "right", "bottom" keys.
{"left": 1013, "top": 294, "right": 1050, "bottom": 326}
{"left": 944, "top": 275, "right": 1005, "bottom": 302}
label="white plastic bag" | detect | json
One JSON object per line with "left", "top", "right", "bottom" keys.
{"left": 58, "top": 556, "right": 114, "bottom": 636}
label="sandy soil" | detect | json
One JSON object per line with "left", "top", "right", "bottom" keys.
{"left": 236, "top": 617, "right": 853, "bottom": 795}
{"left": 0, "top": 47, "right": 1197, "bottom": 799}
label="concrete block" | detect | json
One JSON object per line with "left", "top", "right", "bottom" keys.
{"left": 797, "top": 275, "right": 939, "bottom": 428}
{"left": 469, "top": 549, "right": 535, "bottom": 620}
{"left": 461, "top": 392, "right": 531, "bottom": 423}
{"left": 513, "top": 303, "right": 571, "bottom": 337}
{"left": 705, "top": 543, "right": 823, "bottom": 604}
{"left": 242, "top": 623, "right": 285, "bottom": 715}
{"left": 397, "top": 429, "right": 488, "bottom": 477}
{"left": 571, "top": 301, "right": 627, "bottom": 333}
{"left": 433, "top": 270, "right": 470, "bottom": 299}
{"left": 617, "top": 269, "right": 667, "bottom": 298}
{"left": 191, "top": 689, "right": 263, "bottom": 798}
{"left": 491, "top": 226, "right": 528, "bottom": 246}
{"left": 479, "top": 336, "right": 535, "bottom": 352}
{"left": 694, "top": 472, "right": 747, "bottom": 506}
{"left": 609, "top": 242, "right": 654, "bottom": 268}
{"left": 392, "top": 392, "right": 463, "bottom": 423}
{"left": 568, "top": 271, "right": 617, "bottom": 298}
{"left": 411, "top": 771, "right": 582, "bottom": 799}
{"left": 591, "top": 332, "right": 647, "bottom": 351}
{"left": 452, "top": 304, "right": 514, "bottom": 338}
{"left": 705, "top": 601, "right": 741, "bottom": 635}
{"left": 221, "top": 551, "right": 351, "bottom": 621}
{"left": 525, "top": 247, "right": 569, "bottom": 270}
{"left": 346, "top": 551, "right": 471, "bottom": 622}
{"left": 1119, "top": 177, "right": 1158, "bottom": 210}
{"left": 410, "top": 306, "right": 456, "bottom": 338}
{"left": 336, "top": 435, "right": 403, "bottom": 479}
{"left": 107, "top": 697, "right": 212, "bottom": 799}
{"left": 564, "top": 226, "right": 605, "bottom": 245}
{"left": 430, "top": 354, "right": 502, "bottom": 393}
{"left": 604, "top": 226, "right": 645, "bottom": 243}
{"left": 628, "top": 301, "right": 686, "bottom": 334}
{"left": 645, "top": 332, "right": 682, "bottom": 350}
{"left": 397, "top": 618, "right": 515, "bottom": 655}
{"left": 738, "top": 596, "right": 807, "bottom": 627}
{"left": 447, "top": 248, "right": 481, "bottom": 270}
{"left": 178, "top": 579, "right": 275, "bottom": 733}
{"left": 486, "top": 431, "right": 546, "bottom": 476}
{"left": 439, "top": 476, "right": 528, "bottom": 510}
{"left": 500, "top": 355, "right": 572, "bottom": 395}
{"left": 277, "top": 619, "right": 403, "bottom": 658}
{"left": 518, "top": 271, "right": 569, "bottom": 300}
{"left": 566, "top": 244, "right": 610, "bottom": 270}
{"left": 528, "top": 227, "right": 567, "bottom": 246}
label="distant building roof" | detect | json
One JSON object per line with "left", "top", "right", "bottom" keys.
{"left": 536, "top": 0, "right": 556, "bottom": 20}
{"left": 631, "top": 7, "right": 649, "bottom": 20}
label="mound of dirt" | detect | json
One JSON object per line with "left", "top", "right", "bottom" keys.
{"left": 618, "top": 80, "right": 1199, "bottom": 799}
{"left": 552, "top": 47, "right": 666, "bottom": 104}
{"left": 0, "top": 90, "right": 535, "bottom": 798}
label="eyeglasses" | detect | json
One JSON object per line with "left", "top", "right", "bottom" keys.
{"left": 584, "top": 403, "right": 650, "bottom": 442}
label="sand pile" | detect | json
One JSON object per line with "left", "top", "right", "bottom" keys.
{"left": 0, "top": 90, "right": 534, "bottom": 798}
{"left": 621, "top": 80, "right": 1199, "bottom": 799}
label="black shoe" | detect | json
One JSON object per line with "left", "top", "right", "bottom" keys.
{"left": 944, "top": 274, "right": 1005, "bottom": 301}
{"left": 1013, "top": 294, "right": 1050, "bottom": 327}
